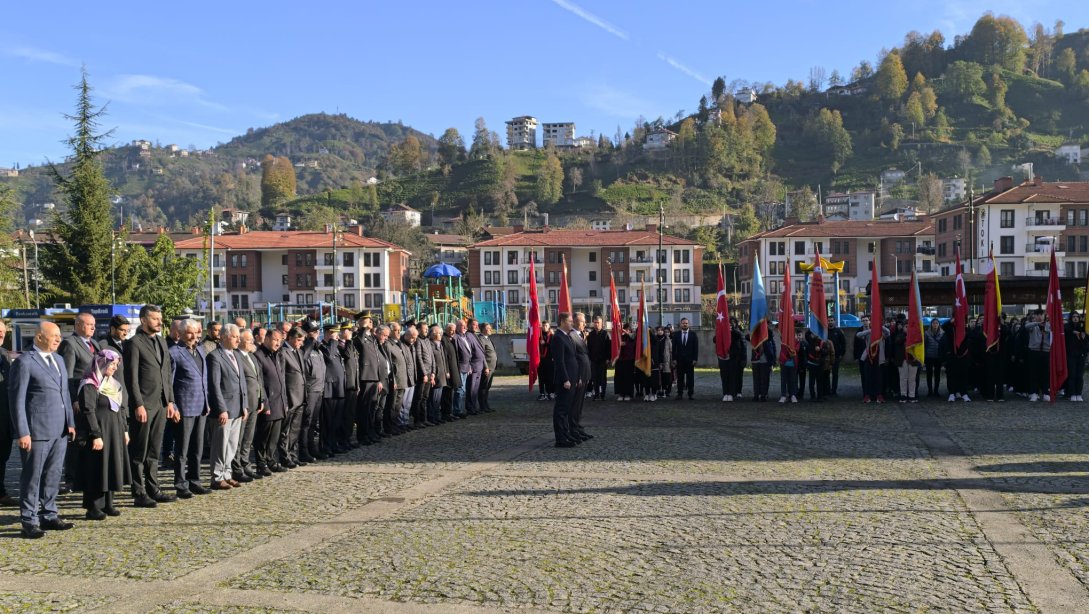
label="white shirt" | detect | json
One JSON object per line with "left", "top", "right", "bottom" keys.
{"left": 36, "top": 349, "right": 60, "bottom": 374}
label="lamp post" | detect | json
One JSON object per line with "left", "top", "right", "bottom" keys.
{"left": 28, "top": 230, "right": 40, "bottom": 309}
{"left": 332, "top": 220, "right": 342, "bottom": 325}
{"left": 111, "top": 230, "right": 117, "bottom": 305}
{"left": 208, "top": 216, "right": 216, "bottom": 322}
{"left": 657, "top": 202, "right": 665, "bottom": 326}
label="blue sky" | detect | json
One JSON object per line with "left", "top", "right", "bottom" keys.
{"left": 1, "top": 0, "right": 1085, "bottom": 167}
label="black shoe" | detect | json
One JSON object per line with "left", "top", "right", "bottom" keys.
{"left": 581, "top": 433, "right": 595, "bottom": 440}
{"left": 104, "top": 507, "right": 122, "bottom": 517}
{"left": 0, "top": 494, "right": 18, "bottom": 507}
{"left": 133, "top": 495, "right": 158, "bottom": 508}
{"left": 555, "top": 440, "right": 577, "bottom": 448}
{"left": 258, "top": 467, "right": 273, "bottom": 477}
{"left": 85, "top": 509, "right": 107, "bottom": 521}
{"left": 295, "top": 459, "right": 310, "bottom": 466}
{"left": 41, "top": 517, "right": 74, "bottom": 531}
{"left": 189, "top": 483, "right": 211, "bottom": 495}
{"left": 270, "top": 465, "right": 287, "bottom": 473}
{"left": 236, "top": 474, "right": 254, "bottom": 483}
{"left": 151, "top": 492, "right": 176, "bottom": 503}
{"left": 176, "top": 489, "right": 193, "bottom": 500}
{"left": 21, "top": 526, "right": 44, "bottom": 539}
{"left": 282, "top": 461, "right": 298, "bottom": 469}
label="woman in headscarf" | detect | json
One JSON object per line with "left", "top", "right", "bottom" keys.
{"left": 76, "top": 349, "right": 130, "bottom": 520}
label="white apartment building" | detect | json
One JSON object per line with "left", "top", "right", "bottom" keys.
{"left": 644, "top": 129, "right": 677, "bottom": 150}
{"left": 822, "top": 191, "right": 876, "bottom": 221}
{"left": 1057, "top": 144, "right": 1082, "bottom": 165}
{"left": 173, "top": 228, "right": 410, "bottom": 313}
{"left": 943, "top": 177, "right": 966, "bottom": 202}
{"left": 468, "top": 225, "right": 704, "bottom": 326}
{"left": 505, "top": 116, "right": 538, "bottom": 150}
{"left": 541, "top": 122, "right": 576, "bottom": 148}
{"left": 380, "top": 203, "right": 422, "bottom": 227}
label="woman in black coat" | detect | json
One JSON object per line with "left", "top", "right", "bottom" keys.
{"left": 76, "top": 349, "right": 131, "bottom": 520}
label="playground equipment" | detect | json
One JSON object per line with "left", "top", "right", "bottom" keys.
{"left": 415, "top": 263, "right": 470, "bottom": 328}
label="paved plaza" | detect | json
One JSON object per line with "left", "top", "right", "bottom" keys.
{"left": 4, "top": 371, "right": 1089, "bottom": 613}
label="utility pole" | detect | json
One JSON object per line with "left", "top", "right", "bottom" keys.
{"left": 658, "top": 201, "right": 665, "bottom": 326}
{"left": 208, "top": 210, "right": 216, "bottom": 322}
{"left": 20, "top": 238, "right": 30, "bottom": 308}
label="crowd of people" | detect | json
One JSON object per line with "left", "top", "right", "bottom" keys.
{"left": 0, "top": 306, "right": 500, "bottom": 539}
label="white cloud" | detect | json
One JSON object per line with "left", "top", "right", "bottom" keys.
{"left": 5, "top": 45, "right": 79, "bottom": 66}
{"left": 657, "top": 52, "right": 711, "bottom": 86}
{"left": 103, "top": 74, "right": 228, "bottom": 111}
{"left": 581, "top": 84, "right": 654, "bottom": 120}
{"left": 550, "top": 0, "right": 628, "bottom": 40}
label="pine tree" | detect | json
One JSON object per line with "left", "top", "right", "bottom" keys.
{"left": 40, "top": 69, "right": 126, "bottom": 304}
{"left": 0, "top": 185, "right": 27, "bottom": 307}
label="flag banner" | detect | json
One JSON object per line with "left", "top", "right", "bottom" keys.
{"left": 781, "top": 260, "right": 796, "bottom": 358}
{"left": 559, "top": 253, "right": 572, "bottom": 317}
{"left": 609, "top": 271, "right": 621, "bottom": 362}
{"left": 749, "top": 257, "right": 769, "bottom": 350}
{"left": 983, "top": 249, "right": 1001, "bottom": 350}
{"left": 807, "top": 249, "right": 828, "bottom": 340}
{"left": 634, "top": 281, "right": 652, "bottom": 376}
{"left": 527, "top": 258, "right": 541, "bottom": 391}
{"left": 714, "top": 264, "right": 731, "bottom": 359}
{"left": 1048, "top": 249, "right": 1068, "bottom": 403}
{"left": 869, "top": 256, "right": 883, "bottom": 360}
{"left": 954, "top": 248, "right": 968, "bottom": 352}
{"left": 906, "top": 270, "right": 925, "bottom": 364}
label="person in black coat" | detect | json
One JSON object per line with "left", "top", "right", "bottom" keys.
{"left": 538, "top": 322, "right": 555, "bottom": 400}
{"left": 550, "top": 313, "right": 580, "bottom": 447}
{"left": 252, "top": 329, "right": 287, "bottom": 475}
{"left": 828, "top": 321, "right": 847, "bottom": 396}
{"left": 586, "top": 316, "right": 612, "bottom": 400}
{"left": 0, "top": 321, "right": 16, "bottom": 507}
{"left": 232, "top": 329, "right": 264, "bottom": 481}
{"left": 338, "top": 326, "right": 359, "bottom": 452}
{"left": 102, "top": 315, "right": 130, "bottom": 356}
{"left": 320, "top": 325, "right": 346, "bottom": 457}
{"left": 1066, "top": 312, "right": 1089, "bottom": 401}
{"left": 569, "top": 313, "right": 593, "bottom": 441}
{"left": 671, "top": 318, "right": 699, "bottom": 400}
{"left": 123, "top": 304, "right": 178, "bottom": 507}
{"left": 76, "top": 349, "right": 130, "bottom": 520}
{"left": 441, "top": 323, "right": 460, "bottom": 421}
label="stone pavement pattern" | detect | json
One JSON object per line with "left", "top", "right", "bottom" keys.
{"left": 2, "top": 371, "right": 1089, "bottom": 612}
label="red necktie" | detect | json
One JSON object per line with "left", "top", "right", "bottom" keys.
{"left": 88, "top": 340, "right": 96, "bottom": 354}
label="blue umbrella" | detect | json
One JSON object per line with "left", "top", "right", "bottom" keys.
{"left": 424, "top": 263, "right": 462, "bottom": 278}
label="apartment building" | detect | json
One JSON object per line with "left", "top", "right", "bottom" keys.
{"left": 541, "top": 122, "right": 576, "bottom": 148}
{"left": 505, "top": 116, "right": 538, "bottom": 150}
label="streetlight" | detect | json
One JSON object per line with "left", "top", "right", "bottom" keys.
{"left": 28, "top": 230, "right": 40, "bottom": 309}
{"left": 332, "top": 220, "right": 343, "bottom": 325}
{"left": 657, "top": 201, "right": 665, "bottom": 326}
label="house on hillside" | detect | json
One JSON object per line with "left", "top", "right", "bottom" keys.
{"left": 735, "top": 88, "right": 758, "bottom": 104}
{"left": 644, "top": 128, "right": 677, "bottom": 150}
{"left": 0, "top": 167, "right": 18, "bottom": 177}
{"left": 380, "top": 203, "right": 422, "bottom": 227}
{"left": 1057, "top": 144, "right": 1082, "bottom": 165}
{"left": 273, "top": 213, "right": 292, "bottom": 231}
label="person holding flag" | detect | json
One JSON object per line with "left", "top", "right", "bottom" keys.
{"left": 944, "top": 247, "right": 972, "bottom": 402}
{"left": 1064, "top": 311, "right": 1087, "bottom": 402}
{"left": 901, "top": 270, "right": 926, "bottom": 403}
{"left": 748, "top": 258, "right": 774, "bottom": 401}
{"left": 778, "top": 261, "right": 799, "bottom": 403}
{"left": 982, "top": 248, "right": 1007, "bottom": 402}
{"left": 1042, "top": 249, "right": 1068, "bottom": 403}
{"left": 858, "top": 258, "right": 889, "bottom": 403}
{"left": 634, "top": 283, "right": 654, "bottom": 401}
{"left": 807, "top": 251, "right": 829, "bottom": 341}
{"left": 714, "top": 265, "right": 737, "bottom": 402}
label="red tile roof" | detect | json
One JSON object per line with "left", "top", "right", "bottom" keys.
{"left": 982, "top": 180, "right": 1089, "bottom": 204}
{"left": 173, "top": 231, "right": 407, "bottom": 251}
{"left": 471, "top": 228, "right": 697, "bottom": 248}
{"left": 745, "top": 218, "right": 933, "bottom": 240}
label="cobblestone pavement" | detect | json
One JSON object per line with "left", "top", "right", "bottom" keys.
{"left": 3, "top": 372, "right": 1089, "bottom": 612}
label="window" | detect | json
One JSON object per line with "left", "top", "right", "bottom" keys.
{"left": 484, "top": 251, "right": 494, "bottom": 265}
{"left": 682, "top": 269, "right": 690, "bottom": 283}
{"left": 795, "top": 261, "right": 805, "bottom": 274}
{"left": 1082, "top": 210, "right": 1089, "bottom": 226}
{"left": 674, "top": 269, "right": 681, "bottom": 283}
{"left": 1069, "top": 236, "right": 1077, "bottom": 253}
{"left": 657, "top": 288, "right": 667, "bottom": 303}
{"left": 1067, "top": 262, "right": 1076, "bottom": 278}
{"left": 372, "top": 273, "right": 381, "bottom": 287}
{"left": 938, "top": 244, "right": 946, "bottom": 258}
{"left": 1080, "top": 262, "right": 1088, "bottom": 279}
{"left": 589, "top": 290, "right": 598, "bottom": 297}
{"left": 547, "top": 251, "right": 558, "bottom": 264}
{"left": 657, "top": 249, "right": 667, "bottom": 263}
{"left": 674, "top": 289, "right": 682, "bottom": 303}
{"left": 343, "top": 294, "right": 356, "bottom": 308}
{"left": 589, "top": 271, "right": 597, "bottom": 282}
{"left": 831, "top": 240, "right": 840, "bottom": 255}
{"left": 999, "top": 236, "right": 1015, "bottom": 255}
{"left": 232, "top": 295, "right": 240, "bottom": 309}
{"left": 673, "top": 250, "right": 690, "bottom": 264}
{"left": 363, "top": 253, "right": 373, "bottom": 267}
{"left": 295, "top": 274, "right": 304, "bottom": 287}
{"left": 941, "top": 266, "right": 950, "bottom": 276}
{"left": 281, "top": 255, "right": 288, "bottom": 266}
{"left": 323, "top": 274, "right": 334, "bottom": 287}
{"left": 297, "top": 293, "right": 305, "bottom": 304}
{"left": 952, "top": 215, "right": 962, "bottom": 230}
{"left": 616, "top": 271, "right": 626, "bottom": 283}
{"left": 364, "top": 294, "right": 373, "bottom": 308}
{"left": 770, "top": 242, "right": 785, "bottom": 256}
{"left": 507, "top": 289, "right": 519, "bottom": 304}
{"left": 282, "top": 275, "right": 288, "bottom": 285}
{"left": 343, "top": 273, "right": 355, "bottom": 288}
{"left": 867, "top": 242, "right": 875, "bottom": 253}
{"left": 324, "top": 253, "right": 335, "bottom": 266}
{"left": 343, "top": 252, "right": 354, "bottom": 266}
{"left": 794, "top": 241, "right": 806, "bottom": 255}
{"left": 618, "top": 289, "right": 626, "bottom": 303}
{"left": 508, "top": 251, "right": 518, "bottom": 265}
{"left": 999, "top": 210, "right": 1015, "bottom": 228}
{"left": 683, "top": 289, "right": 691, "bottom": 302}
{"left": 295, "top": 253, "right": 304, "bottom": 266}
{"left": 867, "top": 261, "right": 872, "bottom": 271}
{"left": 548, "top": 290, "right": 557, "bottom": 303}
{"left": 1069, "top": 210, "right": 1077, "bottom": 226}
{"left": 814, "top": 241, "right": 823, "bottom": 254}
{"left": 842, "top": 280, "right": 851, "bottom": 293}
{"left": 938, "top": 219, "right": 947, "bottom": 233}
{"left": 240, "top": 274, "right": 247, "bottom": 288}
{"left": 508, "top": 271, "right": 518, "bottom": 284}
{"left": 1082, "top": 236, "right": 1088, "bottom": 253}
{"left": 484, "top": 271, "right": 493, "bottom": 284}
{"left": 589, "top": 252, "right": 597, "bottom": 262}
{"left": 325, "top": 294, "right": 334, "bottom": 302}
{"left": 547, "top": 271, "right": 558, "bottom": 284}
{"left": 484, "top": 291, "right": 494, "bottom": 301}
{"left": 231, "top": 254, "right": 239, "bottom": 267}
{"left": 230, "top": 274, "right": 238, "bottom": 289}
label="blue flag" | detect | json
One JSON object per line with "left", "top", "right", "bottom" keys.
{"left": 749, "top": 257, "right": 769, "bottom": 349}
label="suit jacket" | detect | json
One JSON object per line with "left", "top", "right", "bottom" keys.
{"left": 550, "top": 330, "right": 579, "bottom": 388}
{"left": 442, "top": 336, "right": 460, "bottom": 388}
{"left": 468, "top": 333, "right": 486, "bottom": 372}
{"left": 401, "top": 339, "right": 418, "bottom": 388}
{"left": 480, "top": 335, "right": 498, "bottom": 371}
{"left": 454, "top": 333, "right": 473, "bottom": 374}
{"left": 8, "top": 351, "right": 75, "bottom": 440}
{"left": 103, "top": 335, "right": 126, "bottom": 356}
{"left": 388, "top": 339, "right": 409, "bottom": 389}
{"left": 239, "top": 350, "right": 265, "bottom": 414}
{"left": 340, "top": 341, "right": 359, "bottom": 392}
{"left": 672, "top": 329, "right": 699, "bottom": 363}
{"left": 376, "top": 341, "right": 392, "bottom": 384}
{"left": 416, "top": 337, "right": 436, "bottom": 381}
{"left": 572, "top": 330, "right": 591, "bottom": 381}
{"left": 253, "top": 345, "right": 286, "bottom": 420}
{"left": 0, "top": 347, "right": 12, "bottom": 423}
{"left": 587, "top": 329, "right": 611, "bottom": 363}
{"left": 322, "top": 339, "right": 346, "bottom": 399}
{"left": 356, "top": 334, "right": 382, "bottom": 382}
{"left": 206, "top": 348, "right": 247, "bottom": 419}
{"left": 169, "top": 343, "right": 208, "bottom": 417}
{"left": 124, "top": 328, "right": 174, "bottom": 413}
{"left": 431, "top": 339, "right": 448, "bottom": 388}
{"left": 58, "top": 334, "right": 100, "bottom": 401}
{"left": 303, "top": 338, "right": 325, "bottom": 395}
{"left": 283, "top": 345, "right": 307, "bottom": 410}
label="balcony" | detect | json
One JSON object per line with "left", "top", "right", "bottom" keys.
{"left": 1025, "top": 244, "right": 1063, "bottom": 259}
{"left": 915, "top": 246, "right": 935, "bottom": 255}
{"left": 1025, "top": 216, "right": 1063, "bottom": 231}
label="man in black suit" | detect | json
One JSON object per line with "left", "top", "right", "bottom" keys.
{"left": 232, "top": 328, "right": 264, "bottom": 482}
{"left": 252, "top": 329, "right": 286, "bottom": 476}
{"left": 477, "top": 323, "right": 497, "bottom": 413}
{"left": 354, "top": 318, "right": 384, "bottom": 445}
{"left": 103, "top": 315, "right": 130, "bottom": 355}
{"left": 550, "top": 313, "right": 580, "bottom": 448}
{"left": 124, "top": 304, "right": 178, "bottom": 507}
{"left": 338, "top": 325, "right": 359, "bottom": 453}
{"left": 59, "top": 312, "right": 100, "bottom": 490}
{"left": 569, "top": 313, "right": 593, "bottom": 442}
{"left": 452, "top": 320, "right": 473, "bottom": 417}
{"left": 586, "top": 316, "right": 611, "bottom": 400}
{"left": 280, "top": 327, "right": 307, "bottom": 468}
{"left": 319, "top": 323, "right": 345, "bottom": 457}
{"left": 441, "top": 323, "right": 460, "bottom": 421}
{"left": 671, "top": 317, "right": 699, "bottom": 400}
{"left": 383, "top": 322, "right": 408, "bottom": 434}
{"left": 0, "top": 320, "right": 17, "bottom": 507}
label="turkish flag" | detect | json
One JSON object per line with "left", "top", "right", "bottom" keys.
{"left": 953, "top": 248, "right": 968, "bottom": 353}
{"left": 527, "top": 258, "right": 541, "bottom": 391}
{"left": 714, "top": 265, "right": 731, "bottom": 359}
{"left": 558, "top": 253, "right": 572, "bottom": 317}
{"left": 609, "top": 271, "right": 621, "bottom": 362}
{"left": 780, "top": 261, "right": 795, "bottom": 357}
{"left": 869, "top": 256, "right": 883, "bottom": 360}
{"left": 1048, "top": 249, "right": 1068, "bottom": 403}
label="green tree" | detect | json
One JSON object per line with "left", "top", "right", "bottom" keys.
{"left": 987, "top": 71, "right": 1008, "bottom": 112}
{"left": 128, "top": 234, "right": 203, "bottom": 318}
{"left": 711, "top": 77, "right": 727, "bottom": 104}
{"left": 977, "top": 144, "right": 992, "bottom": 167}
{"left": 917, "top": 172, "right": 944, "bottom": 213}
{"left": 903, "top": 92, "right": 926, "bottom": 131}
{"left": 802, "top": 109, "right": 853, "bottom": 173}
{"left": 260, "top": 155, "right": 296, "bottom": 207}
{"left": 789, "top": 186, "right": 819, "bottom": 222}
{"left": 437, "top": 127, "right": 465, "bottom": 168}
{"left": 1056, "top": 48, "right": 1077, "bottom": 83}
{"left": 40, "top": 70, "right": 127, "bottom": 304}
{"left": 963, "top": 13, "right": 1028, "bottom": 71}
{"left": 535, "top": 152, "right": 564, "bottom": 206}
{"left": 884, "top": 121, "right": 904, "bottom": 151}
{"left": 0, "top": 185, "right": 27, "bottom": 307}
{"left": 828, "top": 69, "right": 844, "bottom": 87}
{"left": 851, "top": 60, "right": 874, "bottom": 82}
{"left": 697, "top": 95, "right": 709, "bottom": 123}
{"left": 1073, "top": 70, "right": 1089, "bottom": 103}
{"left": 566, "top": 166, "right": 583, "bottom": 196}
{"left": 389, "top": 134, "right": 424, "bottom": 175}
{"left": 876, "top": 52, "right": 908, "bottom": 100}
{"left": 469, "top": 117, "right": 495, "bottom": 159}
{"left": 944, "top": 61, "right": 986, "bottom": 100}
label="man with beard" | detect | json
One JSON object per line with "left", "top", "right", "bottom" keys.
{"left": 124, "top": 305, "right": 178, "bottom": 507}
{"left": 586, "top": 316, "right": 611, "bottom": 401}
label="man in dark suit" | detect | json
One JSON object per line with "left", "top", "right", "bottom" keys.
{"left": 410, "top": 325, "right": 435, "bottom": 426}
{"left": 441, "top": 323, "right": 460, "bottom": 421}
{"left": 299, "top": 320, "right": 323, "bottom": 464}
{"left": 168, "top": 318, "right": 210, "bottom": 498}
{"left": 252, "top": 329, "right": 286, "bottom": 476}
{"left": 586, "top": 316, "right": 611, "bottom": 400}
{"left": 103, "top": 315, "right": 130, "bottom": 355}
{"left": 478, "top": 323, "right": 498, "bottom": 413}
{"left": 319, "top": 323, "right": 345, "bottom": 458}
{"left": 59, "top": 312, "right": 100, "bottom": 400}
{"left": 232, "top": 328, "right": 264, "bottom": 482}
{"left": 9, "top": 322, "right": 76, "bottom": 538}
{"left": 382, "top": 323, "right": 408, "bottom": 434}
{"left": 125, "top": 304, "right": 178, "bottom": 508}
{"left": 280, "top": 327, "right": 307, "bottom": 468}
{"left": 0, "top": 320, "right": 17, "bottom": 507}
{"left": 466, "top": 319, "right": 486, "bottom": 415}
{"left": 671, "top": 317, "right": 699, "bottom": 400}
{"left": 550, "top": 313, "right": 579, "bottom": 447}
{"left": 354, "top": 318, "right": 384, "bottom": 445}
{"left": 452, "top": 320, "right": 472, "bottom": 417}
{"left": 569, "top": 313, "right": 593, "bottom": 441}
{"left": 206, "top": 323, "right": 248, "bottom": 490}
{"left": 338, "top": 325, "right": 359, "bottom": 453}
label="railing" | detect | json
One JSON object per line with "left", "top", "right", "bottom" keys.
{"left": 915, "top": 246, "right": 935, "bottom": 255}
{"left": 1026, "top": 217, "right": 1061, "bottom": 226}
{"left": 1025, "top": 243, "right": 1059, "bottom": 253}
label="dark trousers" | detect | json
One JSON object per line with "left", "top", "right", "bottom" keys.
{"left": 384, "top": 387, "right": 404, "bottom": 429}
{"left": 946, "top": 355, "right": 970, "bottom": 396}
{"left": 570, "top": 380, "right": 586, "bottom": 436}
{"left": 1028, "top": 351, "right": 1050, "bottom": 396}
{"left": 861, "top": 360, "right": 883, "bottom": 398}
{"left": 357, "top": 382, "right": 380, "bottom": 442}
{"left": 84, "top": 490, "right": 115, "bottom": 514}
{"left": 440, "top": 384, "right": 454, "bottom": 419}
{"left": 780, "top": 365, "right": 798, "bottom": 397}
{"left": 984, "top": 352, "right": 1006, "bottom": 400}
{"left": 797, "top": 365, "right": 806, "bottom": 399}
{"left": 752, "top": 363, "right": 771, "bottom": 397}
{"left": 807, "top": 364, "right": 823, "bottom": 400}
{"left": 428, "top": 386, "right": 445, "bottom": 423}
{"left": 254, "top": 414, "right": 282, "bottom": 469}
{"left": 477, "top": 373, "right": 493, "bottom": 411}
{"left": 925, "top": 358, "right": 943, "bottom": 395}
{"left": 0, "top": 412, "right": 12, "bottom": 497}
{"left": 553, "top": 385, "right": 573, "bottom": 443}
{"left": 340, "top": 388, "right": 358, "bottom": 448}
{"left": 467, "top": 371, "right": 482, "bottom": 412}
{"left": 831, "top": 359, "right": 842, "bottom": 394}
{"left": 320, "top": 397, "right": 343, "bottom": 453}
{"left": 675, "top": 359, "right": 695, "bottom": 397}
{"left": 19, "top": 436, "right": 66, "bottom": 528}
{"left": 1067, "top": 354, "right": 1086, "bottom": 397}
{"left": 231, "top": 409, "right": 259, "bottom": 476}
{"left": 128, "top": 405, "right": 166, "bottom": 497}
{"left": 173, "top": 415, "right": 206, "bottom": 491}
{"left": 278, "top": 405, "right": 303, "bottom": 463}
{"left": 718, "top": 359, "right": 736, "bottom": 395}
{"left": 413, "top": 381, "right": 432, "bottom": 422}
{"left": 302, "top": 391, "right": 322, "bottom": 456}
{"left": 591, "top": 361, "right": 608, "bottom": 397}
